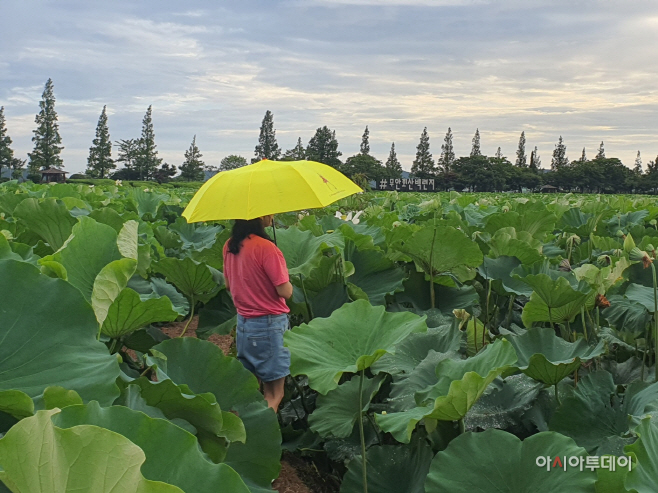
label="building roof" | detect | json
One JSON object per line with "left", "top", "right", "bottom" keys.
{"left": 40, "top": 167, "right": 68, "bottom": 174}
{"left": 541, "top": 184, "right": 558, "bottom": 189}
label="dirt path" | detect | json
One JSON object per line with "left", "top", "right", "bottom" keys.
{"left": 160, "top": 316, "right": 311, "bottom": 493}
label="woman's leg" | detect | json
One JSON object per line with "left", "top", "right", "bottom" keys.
{"left": 262, "top": 377, "right": 286, "bottom": 412}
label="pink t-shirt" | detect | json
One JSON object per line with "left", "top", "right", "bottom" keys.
{"left": 222, "top": 235, "right": 290, "bottom": 318}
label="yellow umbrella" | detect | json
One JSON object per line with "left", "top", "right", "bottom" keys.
{"left": 182, "top": 159, "right": 362, "bottom": 222}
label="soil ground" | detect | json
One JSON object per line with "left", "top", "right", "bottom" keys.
{"left": 160, "top": 316, "right": 328, "bottom": 493}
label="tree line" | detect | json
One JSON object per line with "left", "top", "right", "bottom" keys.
{"left": 1, "top": 79, "right": 656, "bottom": 192}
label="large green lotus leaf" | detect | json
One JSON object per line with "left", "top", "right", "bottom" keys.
{"left": 39, "top": 216, "right": 121, "bottom": 301}
{"left": 487, "top": 228, "right": 544, "bottom": 265}
{"left": 129, "top": 188, "right": 168, "bottom": 220}
{"left": 625, "top": 283, "right": 658, "bottom": 313}
{"left": 340, "top": 441, "right": 434, "bottom": 493}
{"left": 150, "top": 338, "right": 281, "bottom": 492}
{"left": 508, "top": 327, "right": 606, "bottom": 385}
{"left": 155, "top": 224, "right": 184, "bottom": 251}
{"left": 117, "top": 219, "right": 139, "bottom": 260}
{"left": 88, "top": 207, "right": 126, "bottom": 232}
{"left": 464, "top": 374, "right": 543, "bottom": 431}
{"left": 425, "top": 429, "right": 595, "bottom": 493}
{"left": 371, "top": 324, "right": 461, "bottom": 377}
{"left": 127, "top": 377, "right": 245, "bottom": 449}
{"left": 386, "top": 349, "right": 460, "bottom": 413}
{"left": 101, "top": 288, "right": 179, "bottom": 338}
{"left": 285, "top": 300, "right": 428, "bottom": 394}
{"left": 0, "top": 235, "right": 24, "bottom": 263}
{"left": 190, "top": 229, "right": 231, "bottom": 270}
{"left": 152, "top": 257, "right": 218, "bottom": 304}
{"left": 603, "top": 296, "right": 651, "bottom": 334}
{"left": 549, "top": 371, "right": 633, "bottom": 453}
{"left": 275, "top": 226, "right": 340, "bottom": 277}
{"left": 169, "top": 216, "right": 221, "bottom": 251}
{"left": 573, "top": 258, "right": 631, "bottom": 295}
{"left": 484, "top": 204, "right": 558, "bottom": 240}
{"left": 559, "top": 208, "right": 593, "bottom": 236}
{"left": 376, "top": 339, "right": 517, "bottom": 441}
{"left": 624, "top": 417, "right": 658, "bottom": 493}
{"left": 595, "top": 466, "right": 632, "bottom": 493}
{"left": 128, "top": 277, "right": 190, "bottom": 317}
{"left": 0, "top": 390, "right": 34, "bottom": 419}
{"left": 394, "top": 268, "right": 480, "bottom": 314}
{"left": 477, "top": 255, "right": 532, "bottom": 296}
{"left": 0, "top": 260, "right": 120, "bottom": 405}
{"left": 290, "top": 253, "right": 344, "bottom": 293}
{"left": 342, "top": 239, "right": 405, "bottom": 305}
{"left": 196, "top": 288, "right": 237, "bottom": 338}
{"left": 513, "top": 269, "right": 591, "bottom": 310}
{"left": 91, "top": 258, "right": 138, "bottom": 325}
{"left": 521, "top": 289, "right": 595, "bottom": 326}
{"left": 51, "top": 402, "right": 249, "bottom": 493}
{"left": 0, "top": 191, "right": 28, "bottom": 215}
{"left": 397, "top": 225, "right": 483, "bottom": 281}
{"left": 13, "top": 197, "right": 77, "bottom": 251}
{"left": 309, "top": 375, "right": 384, "bottom": 438}
{"left": 42, "top": 386, "right": 84, "bottom": 411}
{"left": 0, "top": 409, "right": 183, "bottom": 493}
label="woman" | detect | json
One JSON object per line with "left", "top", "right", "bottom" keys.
{"left": 222, "top": 214, "right": 292, "bottom": 413}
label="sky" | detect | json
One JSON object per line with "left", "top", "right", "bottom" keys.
{"left": 1, "top": 0, "right": 657, "bottom": 174}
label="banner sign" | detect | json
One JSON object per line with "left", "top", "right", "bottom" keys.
{"left": 376, "top": 177, "right": 436, "bottom": 192}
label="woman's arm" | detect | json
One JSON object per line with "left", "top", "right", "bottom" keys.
{"left": 275, "top": 281, "right": 293, "bottom": 300}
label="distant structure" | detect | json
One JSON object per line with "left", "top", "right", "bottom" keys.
{"left": 40, "top": 167, "right": 68, "bottom": 183}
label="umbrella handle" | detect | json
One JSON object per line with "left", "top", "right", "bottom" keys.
{"left": 272, "top": 221, "right": 277, "bottom": 245}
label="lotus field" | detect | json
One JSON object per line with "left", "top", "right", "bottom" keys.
{"left": 4, "top": 180, "right": 658, "bottom": 492}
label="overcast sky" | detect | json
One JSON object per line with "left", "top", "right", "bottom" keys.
{"left": 1, "top": 0, "right": 657, "bottom": 174}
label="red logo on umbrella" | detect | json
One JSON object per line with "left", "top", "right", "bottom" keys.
{"left": 318, "top": 174, "right": 338, "bottom": 191}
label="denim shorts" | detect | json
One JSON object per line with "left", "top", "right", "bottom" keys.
{"left": 236, "top": 313, "right": 291, "bottom": 382}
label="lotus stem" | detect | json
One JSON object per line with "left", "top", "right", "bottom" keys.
{"left": 458, "top": 418, "right": 465, "bottom": 435}
{"left": 554, "top": 384, "right": 561, "bottom": 406}
{"left": 506, "top": 294, "right": 515, "bottom": 329}
{"left": 299, "top": 274, "right": 314, "bottom": 322}
{"left": 358, "top": 369, "right": 368, "bottom": 493}
{"left": 429, "top": 226, "right": 437, "bottom": 309}
{"left": 109, "top": 338, "right": 118, "bottom": 354}
{"left": 485, "top": 279, "right": 492, "bottom": 330}
{"left": 651, "top": 262, "right": 658, "bottom": 382}
{"left": 180, "top": 295, "right": 195, "bottom": 337}
{"left": 581, "top": 306, "right": 588, "bottom": 342}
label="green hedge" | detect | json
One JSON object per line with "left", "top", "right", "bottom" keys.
{"left": 67, "top": 178, "right": 202, "bottom": 189}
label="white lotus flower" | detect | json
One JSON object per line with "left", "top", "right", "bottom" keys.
{"left": 115, "top": 180, "right": 123, "bottom": 186}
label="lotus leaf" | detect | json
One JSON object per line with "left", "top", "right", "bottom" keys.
{"left": 603, "top": 296, "right": 651, "bottom": 334}
{"left": 42, "top": 386, "right": 83, "bottom": 410}
{"left": 624, "top": 417, "right": 658, "bottom": 493}
{"left": 91, "top": 257, "right": 138, "bottom": 325}
{"left": 487, "top": 227, "right": 544, "bottom": 265}
{"left": 0, "top": 390, "right": 34, "bottom": 420}
{"left": 13, "top": 197, "right": 76, "bottom": 251}
{"left": 0, "top": 409, "right": 184, "bottom": 493}
{"left": 39, "top": 216, "right": 122, "bottom": 301}
{"left": 396, "top": 225, "right": 483, "bottom": 283}
{"left": 508, "top": 327, "right": 605, "bottom": 385}
{"left": 168, "top": 216, "right": 221, "bottom": 250}
{"left": 196, "top": 288, "right": 237, "bottom": 338}
{"left": 285, "top": 299, "right": 428, "bottom": 394}
{"left": 152, "top": 256, "right": 218, "bottom": 304}
{"left": 150, "top": 338, "right": 281, "bottom": 492}
{"left": 275, "top": 226, "right": 341, "bottom": 277}
{"left": 309, "top": 375, "right": 384, "bottom": 438}
{"left": 424, "top": 429, "right": 596, "bottom": 492}
{"left": 101, "top": 288, "right": 179, "bottom": 338}
{"left": 51, "top": 402, "right": 249, "bottom": 492}
{"left": 129, "top": 188, "right": 168, "bottom": 220}
{"left": 521, "top": 289, "right": 595, "bottom": 326}
{"left": 129, "top": 276, "right": 190, "bottom": 317}
{"left": 376, "top": 339, "right": 517, "bottom": 442}
{"left": 88, "top": 207, "right": 126, "bottom": 232}
{"left": 625, "top": 283, "right": 658, "bottom": 313}
{"left": 340, "top": 441, "right": 433, "bottom": 493}
{"left": 0, "top": 260, "right": 120, "bottom": 405}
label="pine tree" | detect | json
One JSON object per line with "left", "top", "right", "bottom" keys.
{"left": 551, "top": 136, "right": 568, "bottom": 170}
{"left": 179, "top": 135, "right": 205, "bottom": 181}
{"left": 530, "top": 146, "right": 541, "bottom": 172}
{"left": 283, "top": 137, "right": 306, "bottom": 161}
{"left": 29, "top": 78, "right": 64, "bottom": 171}
{"left": 86, "top": 106, "right": 114, "bottom": 178}
{"left": 153, "top": 163, "right": 177, "bottom": 183}
{"left": 360, "top": 126, "right": 370, "bottom": 155}
{"left": 438, "top": 127, "right": 455, "bottom": 172}
{"left": 254, "top": 110, "right": 281, "bottom": 161}
{"left": 0, "top": 107, "right": 14, "bottom": 178}
{"left": 495, "top": 147, "right": 503, "bottom": 160}
{"left": 515, "top": 131, "right": 527, "bottom": 167}
{"left": 634, "top": 151, "right": 643, "bottom": 174}
{"left": 470, "top": 128, "right": 481, "bottom": 157}
{"left": 411, "top": 127, "right": 435, "bottom": 177}
{"left": 116, "top": 139, "right": 139, "bottom": 172}
{"left": 385, "top": 142, "right": 403, "bottom": 178}
{"left": 595, "top": 141, "right": 605, "bottom": 160}
{"left": 306, "top": 126, "right": 342, "bottom": 168}
{"left": 220, "top": 155, "right": 248, "bottom": 171}
{"left": 134, "top": 106, "right": 162, "bottom": 180}
{"left": 580, "top": 147, "right": 587, "bottom": 162}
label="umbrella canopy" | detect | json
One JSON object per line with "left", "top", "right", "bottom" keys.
{"left": 182, "top": 159, "right": 362, "bottom": 222}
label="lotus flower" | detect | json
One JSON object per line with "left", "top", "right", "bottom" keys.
{"left": 115, "top": 180, "right": 123, "bottom": 186}
{"left": 595, "top": 294, "right": 611, "bottom": 309}
{"left": 335, "top": 210, "right": 363, "bottom": 224}
{"left": 630, "top": 247, "right": 653, "bottom": 269}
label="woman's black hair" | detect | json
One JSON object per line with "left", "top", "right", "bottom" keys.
{"left": 227, "top": 218, "right": 272, "bottom": 254}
